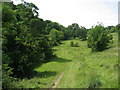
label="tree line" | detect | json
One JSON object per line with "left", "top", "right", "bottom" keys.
{"left": 2, "top": 1, "right": 119, "bottom": 88}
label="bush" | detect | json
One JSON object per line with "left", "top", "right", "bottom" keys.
{"left": 70, "top": 41, "right": 74, "bottom": 47}
{"left": 70, "top": 41, "right": 79, "bottom": 47}
{"left": 87, "top": 24, "right": 111, "bottom": 52}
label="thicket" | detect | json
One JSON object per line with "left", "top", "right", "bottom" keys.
{"left": 2, "top": 1, "right": 53, "bottom": 88}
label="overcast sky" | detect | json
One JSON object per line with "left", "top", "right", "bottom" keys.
{"left": 12, "top": 0, "right": 119, "bottom": 28}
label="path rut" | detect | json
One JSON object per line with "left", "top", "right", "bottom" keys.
{"left": 50, "top": 72, "right": 64, "bottom": 88}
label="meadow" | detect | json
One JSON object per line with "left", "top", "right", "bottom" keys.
{"left": 17, "top": 33, "right": 118, "bottom": 88}
{"left": 2, "top": 2, "right": 119, "bottom": 89}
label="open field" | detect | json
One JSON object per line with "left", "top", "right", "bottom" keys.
{"left": 18, "top": 33, "right": 118, "bottom": 88}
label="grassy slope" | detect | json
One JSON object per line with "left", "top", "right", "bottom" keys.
{"left": 58, "top": 33, "right": 118, "bottom": 88}
{"left": 18, "top": 33, "right": 118, "bottom": 88}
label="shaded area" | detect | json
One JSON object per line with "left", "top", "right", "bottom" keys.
{"left": 20, "top": 45, "right": 71, "bottom": 79}
{"left": 35, "top": 71, "right": 57, "bottom": 78}
{"left": 52, "top": 49, "right": 57, "bottom": 52}
{"left": 27, "top": 53, "right": 71, "bottom": 78}
{"left": 50, "top": 56, "right": 72, "bottom": 63}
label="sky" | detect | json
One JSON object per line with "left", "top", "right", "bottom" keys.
{"left": 12, "top": 0, "right": 119, "bottom": 28}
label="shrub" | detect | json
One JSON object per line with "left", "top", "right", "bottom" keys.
{"left": 70, "top": 41, "right": 74, "bottom": 47}
{"left": 70, "top": 41, "right": 79, "bottom": 47}
{"left": 87, "top": 24, "right": 111, "bottom": 52}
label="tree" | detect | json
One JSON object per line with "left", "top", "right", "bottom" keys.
{"left": 45, "top": 22, "right": 61, "bottom": 34}
{"left": 49, "top": 29, "right": 64, "bottom": 46}
{"left": 79, "top": 26, "right": 87, "bottom": 40}
{"left": 2, "top": 1, "right": 53, "bottom": 80}
{"left": 87, "top": 24, "right": 111, "bottom": 52}
{"left": 65, "top": 23, "right": 87, "bottom": 40}
{"left": 65, "top": 23, "right": 80, "bottom": 39}
{"left": 29, "top": 18, "right": 46, "bottom": 36}
{"left": 74, "top": 26, "right": 87, "bottom": 40}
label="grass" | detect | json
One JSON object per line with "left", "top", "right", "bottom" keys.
{"left": 17, "top": 33, "right": 118, "bottom": 88}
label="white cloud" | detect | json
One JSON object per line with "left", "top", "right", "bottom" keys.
{"left": 12, "top": 0, "right": 118, "bottom": 28}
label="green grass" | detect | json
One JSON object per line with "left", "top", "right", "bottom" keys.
{"left": 17, "top": 33, "right": 118, "bottom": 88}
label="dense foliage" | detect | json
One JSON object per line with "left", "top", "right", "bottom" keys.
{"left": 64, "top": 23, "right": 87, "bottom": 40}
{"left": 70, "top": 41, "right": 79, "bottom": 47}
{"left": 2, "top": 1, "right": 53, "bottom": 87}
{"left": 49, "top": 28, "right": 64, "bottom": 46}
{"left": 87, "top": 24, "right": 112, "bottom": 52}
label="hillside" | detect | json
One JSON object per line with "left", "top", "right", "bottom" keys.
{"left": 2, "top": 1, "right": 119, "bottom": 89}
{"left": 17, "top": 33, "right": 118, "bottom": 88}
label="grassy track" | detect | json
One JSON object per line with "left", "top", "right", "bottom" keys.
{"left": 18, "top": 33, "right": 118, "bottom": 88}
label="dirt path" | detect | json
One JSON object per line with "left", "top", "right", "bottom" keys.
{"left": 50, "top": 72, "right": 64, "bottom": 88}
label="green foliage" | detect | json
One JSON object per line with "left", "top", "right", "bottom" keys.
{"left": 70, "top": 41, "right": 74, "bottom": 47}
{"left": 2, "top": 1, "right": 118, "bottom": 88}
{"left": 110, "top": 27, "right": 117, "bottom": 33}
{"left": 49, "top": 28, "right": 64, "bottom": 46}
{"left": 45, "top": 22, "right": 62, "bottom": 35}
{"left": 87, "top": 24, "right": 111, "bottom": 52}
{"left": 105, "top": 26, "right": 117, "bottom": 33}
{"left": 108, "top": 34, "right": 113, "bottom": 40}
{"left": 70, "top": 41, "right": 79, "bottom": 47}
{"left": 2, "top": 1, "right": 53, "bottom": 81}
{"left": 29, "top": 18, "right": 46, "bottom": 36}
{"left": 65, "top": 23, "right": 87, "bottom": 40}
{"left": 2, "top": 2, "right": 16, "bottom": 23}
{"left": 66, "top": 23, "right": 79, "bottom": 39}
{"left": 2, "top": 64, "right": 15, "bottom": 88}
{"left": 79, "top": 26, "right": 87, "bottom": 40}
